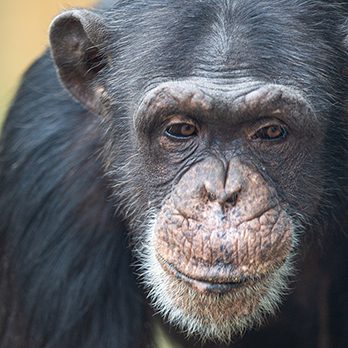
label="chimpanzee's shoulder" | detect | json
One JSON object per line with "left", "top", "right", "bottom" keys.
{"left": 5, "top": 51, "right": 87, "bottom": 127}
{"left": 1, "top": 50, "right": 97, "bottom": 165}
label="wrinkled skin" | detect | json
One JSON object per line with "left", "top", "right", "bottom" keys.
{"left": 155, "top": 159, "right": 292, "bottom": 284}
{"left": 135, "top": 81, "right": 320, "bottom": 340}
{"left": 0, "top": 1, "right": 348, "bottom": 348}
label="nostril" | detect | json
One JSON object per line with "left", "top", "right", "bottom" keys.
{"left": 225, "top": 191, "right": 239, "bottom": 206}
{"left": 203, "top": 180, "right": 241, "bottom": 206}
{"left": 207, "top": 192, "right": 217, "bottom": 202}
{"left": 206, "top": 189, "right": 239, "bottom": 206}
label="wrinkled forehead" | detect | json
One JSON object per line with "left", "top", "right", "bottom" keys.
{"left": 107, "top": 0, "right": 344, "bottom": 122}
{"left": 134, "top": 80, "right": 321, "bottom": 135}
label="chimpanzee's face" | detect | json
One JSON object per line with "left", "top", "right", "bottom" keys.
{"left": 49, "top": 0, "right": 348, "bottom": 342}
{"left": 133, "top": 81, "right": 324, "bottom": 341}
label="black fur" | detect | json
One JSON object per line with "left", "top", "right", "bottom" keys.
{"left": 1, "top": 1, "right": 348, "bottom": 347}
{"left": 0, "top": 54, "right": 146, "bottom": 348}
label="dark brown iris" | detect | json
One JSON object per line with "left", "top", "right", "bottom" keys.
{"left": 165, "top": 123, "right": 197, "bottom": 139}
{"left": 252, "top": 125, "right": 287, "bottom": 141}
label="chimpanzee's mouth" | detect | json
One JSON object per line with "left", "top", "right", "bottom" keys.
{"left": 157, "top": 254, "right": 265, "bottom": 294}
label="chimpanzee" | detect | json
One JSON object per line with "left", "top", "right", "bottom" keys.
{"left": 0, "top": 1, "right": 348, "bottom": 347}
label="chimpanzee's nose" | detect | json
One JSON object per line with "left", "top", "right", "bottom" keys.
{"left": 206, "top": 190, "right": 240, "bottom": 206}
{"left": 203, "top": 160, "right": 242, "bottom": 206}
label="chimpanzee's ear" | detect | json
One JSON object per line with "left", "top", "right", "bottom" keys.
{"left": 49, "top": 10, "right": 110, "bottom": 114}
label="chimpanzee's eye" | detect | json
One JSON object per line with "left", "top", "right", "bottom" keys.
{"left": 251, "top": 125, "right": 287, "bottom": 141}
{"left": 165, "top": 123, "right": 197, "bottom": 139}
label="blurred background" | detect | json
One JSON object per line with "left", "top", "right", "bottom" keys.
{"left": 0, "top": 0, "right": 96, "bottom": 125}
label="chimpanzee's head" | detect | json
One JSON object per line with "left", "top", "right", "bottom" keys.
{"left": 49, "top": 0, "right": 348, "bottom": 342}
